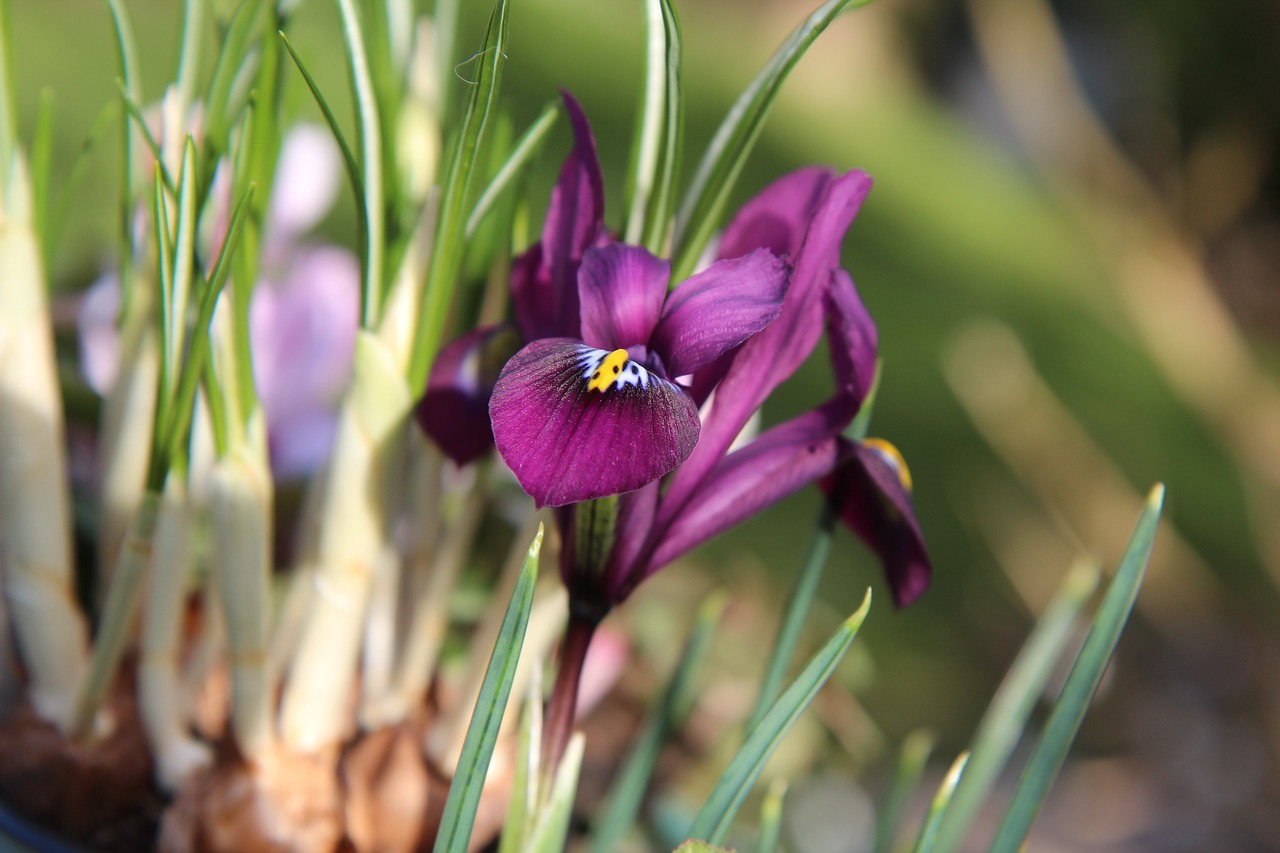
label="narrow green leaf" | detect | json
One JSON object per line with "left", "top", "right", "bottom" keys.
{"left": 624, "top": 0, "right": 682, "bottom": 254}
{"left": 278, "top": 30, "right": 367, "bottom": 291}
{"left": 465, "top": 99, "right": 560, "bottom": 239}
{"left": 45, "top": 101, "right": 115, "bottom": 261}
{"left": 169, "top": 139, "right": 199, "bottom": 364}
{"left": 0, "top": 0, "right": 14, "bottom": 177}
{"left": 989, "top": 486, "right": 1164, "bottom": 853}
{"left": 28, "top": 89, "right": 54, "bottom": 249}
{"left": 911, "top": 752, "right": 969, "bottom": 853}
{"left": 433, "top": 0, "right": 461, "bottom": 122}
{"left": 152, "top": 168, "right": 176, "bottom": 428}
{"left": 746, "top": 501, "right": 836, "bottom": 733}
{"left": 174, "top": 0, "right": 203, "bottom": 107}
{"left": 871, "top": 729, "right": 935, "bottom": 853}
{"left": 434, "top": 523, "right": 543, "bottom": 853}
{"left": 846, "top": 359, "right": 882, "bottom": 442}
{"left": 117, "top": 83, "right": 177, "bottom": 194}
{"left": 591, "top": 592, "right": 727, "bottom": 853}
{"left": 409, "top": 0, "right": 510, "bottom": 391}
{"left": 498, "top": 671, "right": 543, "bottom": 853}
{"left": 204, "top": 0, "right": 267, "bottom": 150}
{"left": 671, "top": 0, "right": 873, "bottom": 282}
{"left": 756, "top": 779, "right": 787, "bottom": 853}
{"left": 689, "top": 589, "right": 873, "bottom": 845}
{"left": 336, "top": 0, "right": 385, "bottom": 327}
{"left": 933, "top": 560, "right": 1101, "bottom": 853}
{"left": 526, "top": 732, "right": 585, "bottom": 853}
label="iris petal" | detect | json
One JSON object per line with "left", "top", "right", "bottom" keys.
{"left": 822, "top": 440, "right": 931, "bottom": 607}
{"left": 490, "top": 339, "right": 700, "bottom": 508}
{"left": 578, "top": 244, "right": 670, "bottom": 351}
{"left": 650, "top": 249, "right": 789, "bottom": 378}
{"left": 415, "top": 324, "right": 521, "bottom": 465}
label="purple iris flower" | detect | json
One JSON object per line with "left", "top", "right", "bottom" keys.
{"left": 418, "top": 93, "right": 930, "bottom": 615}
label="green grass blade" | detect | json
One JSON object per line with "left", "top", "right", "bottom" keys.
{"left": 526, "top": 732, "right": 585, "bottom": 853}
{"left": 433, "top": 523, "right": 543, "bottom": 853}
{"left": 335, "top": 0, "right": 385, "bottom": 328}
{"left": 756, "top": 779, "right": 787, "bottom": 853}
{"left": 278, "top": 30, "right": 367, "bottom": 296}
{"left": 591, "top": 592, "right": 727, "bottom": 853}
{"left": 933, "top": 559, "right": 1101, "bottom": 853}
{"left": 117, "top": 83, "right": 176, "bottom": 194}
{"left": 988, "top": 485, "right": 1164, "bottom": 853}
{"left": 0, "top": 0, "right": 13, "bottom": 176}
{"left": 872, "top": 729, "right": 935, "bottom": 853}
{"left": 623, "top": 0, "right": 682, "bottom": 254}
{"left": 689, "top": 589, "right": 873, "bottom": 845}
{"left": 28, "top": 88, "right": 53, "bottom": 252}
{"left": 746, "top": 501, "right": 836, "bottom": 733}
{"left": 671, "top": 0, "right": 872, "bottom": 282}
{"left": 205, "top": 0, "right": 267, "bottom": 151}
{"left": 911, "top": 752, "right": 969, "bottom": 853}
{"left": 498, "top": 671, "right": 543, "bottom": 853}
{"left": 409, "top": 0, "right": 510, "bottom": 391}
{"left": 174, "top": 0, "right": 203, "bottom": 107}
{"left": 465, "top": 98, "right": 559, "bottom": 239}
{"left": 46, "top": 101, "right": 115, "bottom": 261}
{"left": 151, "top": 185, "right": 255, "bottom": 489}
{"left": 433, "top": 0, "right": 460, "bottom": 123}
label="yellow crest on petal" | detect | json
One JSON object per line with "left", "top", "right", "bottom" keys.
{"left": 863, "top": 437, "right": 913, "bottom": 492}
{"left": 588, "top": 348, "right": 631, "bottom": 393}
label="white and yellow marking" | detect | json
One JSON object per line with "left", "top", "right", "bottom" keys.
{"left": 577, "top": 345, "right": 653, "bottom": 393}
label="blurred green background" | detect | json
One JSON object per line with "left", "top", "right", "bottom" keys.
{"left": 9, "top": 0, "right": 1280, "bottom": 849}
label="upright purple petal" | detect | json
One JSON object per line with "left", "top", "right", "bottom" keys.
{"left": 650, "top": 249, "right": 789, "bottom": 378}
{"left": 511, "top": 92, "right": 605, "bottom": 339}
{"left": 415, "top": 324, "right": 521, "bottom": 466}
{"left": 662, "top": 170, "right": 873, "bottom": 515}
{"left": 578, "top": 245, "right": 669, "bottom": 351}
{"left": 822, "top": 440, "right": 931, "bottom": 607}
{"left": 718, "top": 167, "right": 836, "bottom": 259}
{"left": 825, "top": 270, "right": 878, "bottom": 402}
{"left": 490, "top": 339, "right": 699, "bottom": 507}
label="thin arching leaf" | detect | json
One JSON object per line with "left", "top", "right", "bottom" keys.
{"left": 989, "top": 486, "right": 1164, "bottom": 852}
{"left": 433, "top": 524, "right": 543, "bottom": 853}
{"left": 689, "top": 589, "right": 872, "bottom": 845}
{"left": 671, "top": 0, "right": 874, "bottom": 282}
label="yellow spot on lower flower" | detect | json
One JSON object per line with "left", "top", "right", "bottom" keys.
{"left": 588, "top": 348, "right": 630, "bottom": 393}
{"left": 863, "top": 438, "right": 913, "bottom": 491}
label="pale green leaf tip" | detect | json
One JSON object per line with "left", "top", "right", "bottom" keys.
{"left": 1063, "top": 559, "right": 1102, "bottom": 600}
{"left": 1147, "top": 482, "right": 1166, "bottom": 511}
{"left": 940, "top": 751, "right": 969, "bottom": 794}
{"left": 530, "top": 523, "right": 545, "bottom": 560}
{"left": 762, "top": 777, "right": 788, "bottom": 817}
{"left": 845, "top": 587, "right": 872, "bottom": 630}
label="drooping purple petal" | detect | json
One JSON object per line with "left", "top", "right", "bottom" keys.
{"left": 578, "top": 244, "right": 669, "bottom": 351}
{"left": 511, "top": 93, "right": 605, "bottom": 339}
{"left": 646, "top": 397, "right": 857, "bottom": 581}
{"left": 662, "top": 170, "right": 873, "bottom": 516}
{"left": 490, "top": 338, "right": 700, "bottom": 508}
{"left": 650, "top": 249, "right": 790, "bottom": 378}
{"left": 415, "top": 324, "right": 521, "bottom": 466}
{"left": 822, "top": 440, "right": 930, "bottom": 607}
{"left": 825, "top": 269, "right": 878, "bottom": 402}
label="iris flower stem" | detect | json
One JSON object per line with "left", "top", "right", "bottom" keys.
{"left": 541, "top": 613, "right": 598, "bottom": 788}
